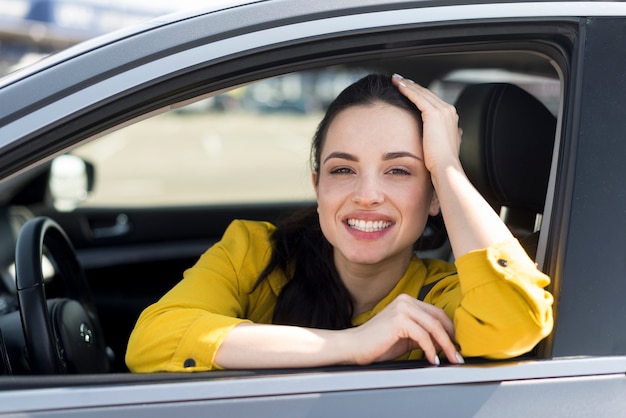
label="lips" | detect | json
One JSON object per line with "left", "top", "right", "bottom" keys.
{"left": 346, "top": 218, "right": 393, "bottom": 232}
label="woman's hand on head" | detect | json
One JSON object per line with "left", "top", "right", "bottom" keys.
{"left": 345, "top": 293, "right": 463, "bottom": 365}
{"left": 391, "top": 73, "right": 462, "bottom": 174}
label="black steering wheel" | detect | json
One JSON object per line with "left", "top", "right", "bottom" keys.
{"left": 15, "top": 217, "right": 110, "bottom": 374}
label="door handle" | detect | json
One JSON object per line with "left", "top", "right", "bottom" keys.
{"left": 90, "top": 213, "right": 131, "bottom": 239}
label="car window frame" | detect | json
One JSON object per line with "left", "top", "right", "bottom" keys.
{"left": 0, "top": 2, "right": 584, "bottom": 393}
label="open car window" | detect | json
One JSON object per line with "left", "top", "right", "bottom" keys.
{"left": 0, "top": 0, "right": 579, "bottom": 401}
{"left": 61, "top": 67, "right": 559, "bottom": 211}
{"left": 5, "top": 0, "right": 626, "bottom": 415}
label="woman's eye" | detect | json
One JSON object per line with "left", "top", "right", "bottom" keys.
{"left": 387, "top": 168, "right": 411, "bottom": 176}
{"left": 330, "top": 167, "right": 354, "bottom": 175}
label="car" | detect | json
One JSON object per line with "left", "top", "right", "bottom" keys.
{"left": 0, "top": 0, "right": 626, "bottom": 415}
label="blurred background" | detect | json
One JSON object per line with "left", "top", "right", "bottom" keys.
{"left": 0, "top": 0, "right": 203, "bottom": 75}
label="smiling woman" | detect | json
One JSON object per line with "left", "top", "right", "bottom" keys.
{"left": 125, "top": 74, "right": 553, "bottom": 373}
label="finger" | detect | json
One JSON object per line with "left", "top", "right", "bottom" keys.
{"left": 384, "top": 295, "right": 464, "bottom": 365}
{"left": 400, "top": 298, "right": 464, "bottom": 364}
{"left": 414, "top": 300, "right": 456, "bottom": 339}
{"left": 396, "top": 315, "right": 464, "bottom": 365}
{"left": 397, "top": 319, "right": 441, "bottom": 365}
{"left": 392, "top": 75, "right": 461, "bottom": 133}
{"left": 405, "top": 307, "right": 460, "bottom": 363}
{"left": 390, "top": 295, "right": 455, "bottom": 340}
{"left": 392, "top": 74, "right": 448, "bottom": 110}
{"left": 386, "top": 296, "right": 451, "bottom": 364}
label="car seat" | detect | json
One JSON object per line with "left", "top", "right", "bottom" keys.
{"left": 456, "top": 83, "right": 557, "bottom": 259}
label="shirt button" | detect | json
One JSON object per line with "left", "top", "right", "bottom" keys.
{"left": 497, "top": 259, "right": 508, "bottom": 267}
{"left": 184, "top": 359, "right": 196, "bottom": 368}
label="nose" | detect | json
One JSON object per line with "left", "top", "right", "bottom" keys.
{"left": 352, "top": 173, "right": 384, "bottom": 206}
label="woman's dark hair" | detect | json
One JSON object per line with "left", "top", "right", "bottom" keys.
{"left": 254, "top": 74, "right": 446, "bottom": 329}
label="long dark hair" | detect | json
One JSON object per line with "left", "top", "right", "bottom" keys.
{"left": 254, "top": 74, "right": 445, "bottom": 329}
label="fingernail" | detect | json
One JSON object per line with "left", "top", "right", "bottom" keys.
{"left": 399, "top": 81, "right": 407, "bottom": 88}
{"left": 433, "top": 354, "right": 440, "bottom": 366}
{"left": 392, "top": 73, "right": 403, "bottom": 79}
{"left": 456, "top": 352, "right": 465, "bottom": 364}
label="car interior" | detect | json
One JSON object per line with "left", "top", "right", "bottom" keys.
{"left": 0, "top": 43, "right": 562, "bottom": 382}
{"left": 456, "top": 82, "right": 557, "bottom": 259}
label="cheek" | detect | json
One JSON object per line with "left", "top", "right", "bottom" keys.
{"left": 315, "top": 199, "right": 339, "bottom": 248}
{"left": 315, "top": 180, "right": 333, "bottom": 213}
{"left": 315, "top": 179, "right": 347, "bottom": 241}
{"left": 399, "top": 183, "right": 435, "bottom": 217}
{"left": 316, "top": 175, "right": 350, "bottom": 204}
{"left": 316, "top": 184, "right": 341, "bottom": 227}
{"left": 401, "top": 187, "right": 433, "bottom": 241}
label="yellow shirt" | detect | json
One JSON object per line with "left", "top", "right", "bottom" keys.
{"left": 126, "top": 220, "right": 553, "bottom": 372}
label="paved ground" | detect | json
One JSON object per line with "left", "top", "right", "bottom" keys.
{"left": 73, "top": 111, "right": 322, "bottom": 207}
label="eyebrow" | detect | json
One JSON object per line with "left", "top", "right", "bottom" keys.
{"left": 383, "top": 151, "right": 423, "bottom": 161}
{"left": 322, "top": 151, "right": 422, "bottom": 164}
{"left": 323, "top": 152, "right": 357, "bottom": 164}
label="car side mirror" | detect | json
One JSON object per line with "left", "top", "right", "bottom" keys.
{"left": 49, "top": 155, "right": 95, "bottom": 212}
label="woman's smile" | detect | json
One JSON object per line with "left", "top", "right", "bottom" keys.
{"left": 346, "top": 218, "right": 393, "bottom": 233}
{"left": 343, "top": 212, "right": 395, "bottom": 241}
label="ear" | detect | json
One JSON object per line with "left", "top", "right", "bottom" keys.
{"left": 312, "top": 172, "right": 319, "bottom": 199}
{"left": 428, "top": 190, "right": 440, "bottom": 216}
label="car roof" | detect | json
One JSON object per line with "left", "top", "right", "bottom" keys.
{"left": 2, "top": 0, "right": 626, "bottom": 87}
{"left": 2, "top": 0, "right": 626, "bottom": 89}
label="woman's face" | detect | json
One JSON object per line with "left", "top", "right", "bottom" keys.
{"left": 313, "top": 103, "right": 440, "bottom": 268}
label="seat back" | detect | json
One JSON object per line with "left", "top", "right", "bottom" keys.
{"left": 456, "top": 83, "right": 556, "bottom": 258}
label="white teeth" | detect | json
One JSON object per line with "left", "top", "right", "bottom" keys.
{"left": 347, "top": 218, "right": 392, "bottom": 232}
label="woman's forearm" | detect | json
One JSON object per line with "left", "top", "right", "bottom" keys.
{"left": 214, "top": 295, "right": 462, "bottom": 369}
{"left": 431, "top": 162, "right": 514, "bottom": 258}
{"left": 214, "top": 323, "right": 352, "bottom": 369}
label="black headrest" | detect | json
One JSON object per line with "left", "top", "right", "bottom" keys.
{"left": 457, "top": 83, "right": 556, "bottom": 213}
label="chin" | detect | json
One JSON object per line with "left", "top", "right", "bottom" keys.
{"left": 343, "top": 249, "right": 391, "bottom": 265}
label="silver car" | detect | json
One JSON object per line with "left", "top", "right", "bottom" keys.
{"left": 0, "top": 1, "right": 625, "bottom": 416}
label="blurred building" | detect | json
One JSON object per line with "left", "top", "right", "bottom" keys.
{"left": 0, "top": 0, "right": 176, "bottom": 75}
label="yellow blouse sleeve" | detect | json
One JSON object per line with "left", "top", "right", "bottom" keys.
{"left": 439, "top": 239, "right": 554, "bottom": 359}
{"left": 125, "top": 220, "right": 278, "bottom": 373}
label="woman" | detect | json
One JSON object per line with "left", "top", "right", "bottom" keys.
{"left": 126, "top": 73, "right": 553, "bottom": 372}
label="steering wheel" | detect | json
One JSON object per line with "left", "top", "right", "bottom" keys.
{"left": 15, "top": 217, "right": 110, "bottom": 374}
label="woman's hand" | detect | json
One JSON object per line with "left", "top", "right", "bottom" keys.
{"left": 391, "top": 73, "right": 514, "bottom": 258}
{"left": 391, "top": 73, "right": 462, "bottom": 174}
{"left": 344, "top": 294, "right": 463, "bottom": 365}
